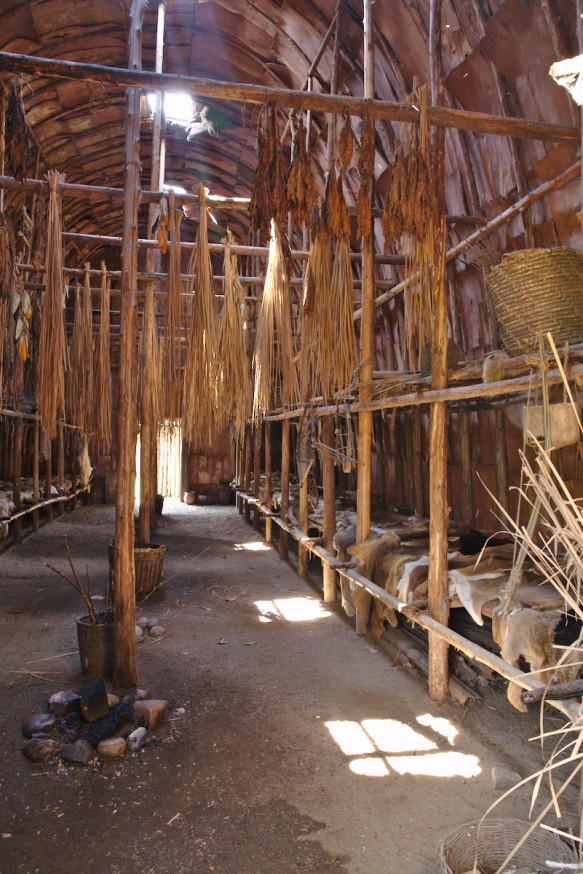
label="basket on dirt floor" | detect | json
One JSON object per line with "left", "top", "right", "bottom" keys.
{"left": 434, "top": 819, "right": 578, "bottom": 873}
{"left": 76, "top": 611, "right": 114, "bottom": 678}
{"left": 108, "top": 540, "right": 168, "bottom": 598}
{"left": 486, "top": 247, "right": 583, "bottom": 356}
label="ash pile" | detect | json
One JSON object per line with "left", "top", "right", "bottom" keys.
{"left": 21, "top": 679, "right": 169, "bottom": 766}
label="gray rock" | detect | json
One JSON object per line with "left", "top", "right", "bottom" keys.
{"left": 135, "top": 625, "right": 145, "bottom": 642}
{"left": 127, "top": 726, "right": 148, "bottom": 752}
{"left": 97, "top": 737, "right": 127, "bottom": 758}
{"left": 48, "top": 691, "right": 80, "bottom": 717}
{"left": 149, "top": 625, "right": 166, "bottom": 638}
{"left": 62, "top": 739, "right": 95, "bottom": 766}
{"left": 79, "top": 679, "right": 109, "bottom": 722}
{"left": 22, "top": 713, "right": 56, "bottom": 738}
{"left": 22, "top": 738, "right": 60, "bottom": 763}
{"left": 133, "top": 698, "right": 168, "bottom": 730}
{"left": 146, "top": 617, "right": 159, "bottom": 630}
{"left": 491, "top": 766, "right": 522, "bottom": 790}
{"left": 136, "top": 616, "right": 149, "bottom": 629}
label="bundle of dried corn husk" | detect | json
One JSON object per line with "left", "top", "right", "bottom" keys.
{"left": 94, "top": 262, "right": 112, "bottom": 451}
{"left": 69, "top": 264, "right": 94, "bottom": 436}
{"left": 286, "top": 115, "right": 317, "bottom": 226}
{"left": 249, "top": 104, "right": 288, "bottom": 237}
{"left": 357, "top": 101, "right": 375, "bottom": 238}
{"left": 6, "top": 82, "right": 29, "bottom": 183}
{"left": 253, "top": 220, "right": 299, "bottom": 420}
{"left": 216, "top": 232, "right": 252, "bottom": 443}
{"left": 162, "top": 190, "right": 183, "bottom": 422}
{"left": 299, "top": 225, "right": 334, "bottom": 402}
{"left": 182, "top": 185, "right": 218, "bottom": 449}
{"left": 37, "top": 170, "right": 67, "bottom": 438}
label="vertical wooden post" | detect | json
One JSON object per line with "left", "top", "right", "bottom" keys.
{"left": 253, "top": 425, "right": 261, "bottom": 530}
{"left": 244, "top": 424, "right": 252, "bottom": 524}
{"left": 322, "top": 415, "right": 337, "bottom": 602}
{"left": 32, "top": 419, "right": 39, "bottom": 532}
{"left": 279, "top": 420, "right": 290, "bottom": 559}
{"left": 139, "top": 0, "right": 166, "bottom": 543}
{"left": 298, "top": 472, "right": 309, "bottom": 577}
{"left": 264, "top": 421, "right": 273, "bottom": 543}
{"left": 56, "top": 420, "right": 65, "bottom": 516}
{"left": 428, "top": 0, "right": 450, "bottom": 704}
{"left": 459, "top": 404, "right": 473, "bottom": 526}
{"left": 411, "top": 408, "right": 424, "bottom": 517}
{"left": 495, "top": 407, "right": 509, "bottom": 514}
{"left": 12, "top": 418, "right": 23, "bottom": 542}
{"left": 44, "top": 430, "right": 53, "bottom": 523}
{"left": 113, "top": 0, "right": 147, "bottom": 690}
{"left": 353, "top": 0, "right": 376, "bottom": 632}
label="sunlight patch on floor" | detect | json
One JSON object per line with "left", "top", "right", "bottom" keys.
{"left": 234, "top": 541, "right": 271, "bottom": 552}
{"left": 325, "top": 716, "right": 481, "bottom": 779}
{"left": 255, "top": 597, "right": 332, "bottom": 623}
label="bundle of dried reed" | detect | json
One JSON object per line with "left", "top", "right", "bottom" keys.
{"left": 94, "top": 262, "right": 112, "bottom": 451}
{"left": 37, "top": 170, "right": 67, "bottom": 438}
{"left": 250, "top": 104, "right": 288, "bottom": 237}
{"left": 162, "top": 190, "right": 183, "bottom": 422}
{"left": 69, "top": 264, "right": 94, "bottom": 436}
{"left": 139, "top": 283, "right": 161, "bottom": 438}
{"left": 299, "top": 229, "right": 334, "bottom": 402}
{"left": 330, "top": 239, "right": 356, "bottom": 393}
{"left": 217, "top": 232, "right": 252, "bottom": 442}
{"left": 182, "top": 185, "right": 218, "bottom": 448}
{"left": 253, "top": 220, "right": 299, "bottom": 420}
{"left": 286, "top": 115, "right": 317, "bottom": 226}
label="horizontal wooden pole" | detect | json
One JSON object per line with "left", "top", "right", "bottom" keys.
{"left": 354, "top": 160, "right": 580, "bottom": 319}
{"left": 1, "top": 489, "right": 84, "bottom": 523}
{"left": 0, "top": 52, "right": 578, "bottom": 144}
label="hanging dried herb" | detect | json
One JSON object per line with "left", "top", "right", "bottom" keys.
{"left": 356, "top": 101, "right": 375, "bottom": 238}
{"left": 6, "top": 83, "right": 30, "bottom": 183}
{"left": 339, "top": 107, "right": 354, "bottom": 168}
{"left": 31, "top": 196, "right": 47, "bottom": 271}
{"left": 286, "top": 115, "right": 317, "bottom": 226}
{"left": 162, "top": 189, "right": 183, "bottom": 422}
{"left": 323, "top": 166, "right": 350, "bottom": 244}
{"left": 249, "top": 104, "right": 288, "bottom": 237}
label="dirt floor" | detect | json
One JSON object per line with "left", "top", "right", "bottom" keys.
{"left": 0, "top": 498, "right": 579, "bottom": 874}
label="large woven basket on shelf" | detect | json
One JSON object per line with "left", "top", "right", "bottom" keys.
{"left": 486, "top": 247, "right": 583, "bottom": 355}
{"left": 435, "top": 819, "right": 578, "bottom": 873}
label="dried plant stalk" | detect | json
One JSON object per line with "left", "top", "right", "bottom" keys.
{"left": 249, "top": 104, "right": 288, "bottom": 237}
{"left": 330, "top": 240, "right": 356, "bottom": 392}
{"left": 339, "top": 107, "right": 354, "bottom": 168}
{"left": 6, "top": 82, "right": 29, "bottom": 183}
{"left": 300, "top": 231, "right": 334, "bottom": 402}
{"left": 253, "top": 220, "right": 299, "bottom": 420}
{"left": 94, "top": 262, "right": 112, "bottom": 451}
{"left": 162, "top": 189, "right": 183, "bottom": 422}
{"left": 323, "top": 166, "right": 350, "bottom": 244}
{"left": 217, "top": 233, "right": 252, "bottom": 442}
{"left": 37, "top": 170, "right": 67, "bottom": 438}
{"left": 69, "top": 264, "right": 94, "bottom": 436}
{"left": 286, "top": 115, "right": 318, "bottom": 226}
{"left": 182, "top": 185, "right": 218, "bottom": 448}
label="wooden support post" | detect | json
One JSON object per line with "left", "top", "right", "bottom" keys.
{"left": 279, "top": 421, "right": 290, "bottom": 559}
{"left": 298, "top": 473, "right": 309, "bottom": 577}
{"left": 411, "top": 408, "right": 424, "bottom": 517}
{"left": 44, "top": 431, "right": 53, "bottom": 523}
{"left": 113, "top": 0, "right": 147, "bottom": 690}
{"left": 56, "top": 420, "right": 65, "bottom": 516}
{"left": 322, "top": 415, "right": 337, "bottom": 602}
{"left": 264, "top": 421, "right": 273, "bottom": 543}
{"left": 244, "top": 425, "right": 252, "bottom": 525}
{"left": 139, "top": 0, "right": 165, "bottom": 543}
{"left": 495, "top": 408, "right": 509, "bottom": 514}
{"left": 253, "top": 426, "right": 261, "bottom": 530}
{"left": 459, "top": 404, "right": 473, "bottom": 526}
{"left": 428, "top": 0, "right": 450, "bottom": 704}
{"left": 32, "top": 419, "right": 39, "bottom": 532}
{"left": 12, "top": 418, "right": 23, "bottom": 542}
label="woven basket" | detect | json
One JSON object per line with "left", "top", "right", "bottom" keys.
{"left": 486, "top": 247, "right": 583, "bottom": 355}
{"left": 435, "top": 819, "right": 578, "bottom": 873}
{"left": 108, "top": 540, "right": 168, "bottom": 597}
{"left": 76, "top": 612, "right": 113, "bottom": 678}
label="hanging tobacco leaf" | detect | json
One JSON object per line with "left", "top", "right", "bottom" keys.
{"left": 286, "top": 115, "right": 317, "bottom": 226}
{"left": 6, "top": 83, "right": 30, "bottom": 183}
{"left": 339, "top": 107, "right": 354, "bottom": 168}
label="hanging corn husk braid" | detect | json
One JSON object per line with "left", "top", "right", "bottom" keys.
{"left": 182, "top": 185, "right": 218, "bottom": 449}
{"left": 163, "top": 189, "right": 183, "bottom": 422}
{"left": 37, "top": 170, "right": 67, "bottom": 438}
{"left": 94, "top": 262, "right": 112, "bottom": 451}
{"left": 216, "top": 231, "right": 252, "bottom": 443}
{"left": 253, "top": 220, "right": 299, "bottom": 420}
{"left": 69, "top": 264, "right": 94, "bottom": 435}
